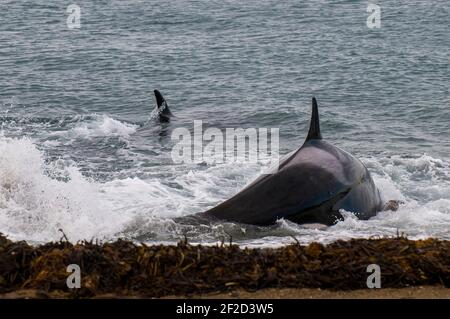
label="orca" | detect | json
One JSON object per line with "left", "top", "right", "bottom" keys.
{"left": 153, "top": 89, "right": 173, "bottom": 122}
{"left": 200, "top": 98, "right": 387, "bottom": 226}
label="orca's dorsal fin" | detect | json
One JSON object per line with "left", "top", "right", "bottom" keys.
{"left": 154, "top": 89, "right": 172, "bottom": 116}
{"left": 306, "top": 97, "right": 322, "bottom": 141}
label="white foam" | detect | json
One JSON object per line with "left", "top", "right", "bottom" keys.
{"left": 0, "top": 136, "right": 131, "bottom": 242}
{"left": 75, "top": 115, "right": 138, "bottom": 137}
{"left": 49, "top": 114, "right": 138, "bottom": 139}
{"left": 0, "top": 134, "right": 250, "bottom": 243}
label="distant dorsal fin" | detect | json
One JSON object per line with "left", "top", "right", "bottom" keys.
{"left": 154, "top": 89, "right": 172, "bottom": 116}
{"left": 306, "top": 97, "right": 322, "bottom": 141}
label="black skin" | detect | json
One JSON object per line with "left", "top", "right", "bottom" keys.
{"left": 154, "top": 89, "right": 173, "bottom": 122}
{"left": 200, "top": 98, "right": 385, "bottom": 226}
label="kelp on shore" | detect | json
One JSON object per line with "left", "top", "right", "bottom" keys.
{"left": 0, "top": 233, "right": 449, "bottom": 298}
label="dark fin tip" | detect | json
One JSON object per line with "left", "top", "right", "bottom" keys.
{"left": 153, "top": 89, "right": 173, "bottom": 117}
{"left": 306, "top": 97, "right": 322, "bottom": 141}
{"left": 154, "top": 89, "right": 163, "bottom": 105}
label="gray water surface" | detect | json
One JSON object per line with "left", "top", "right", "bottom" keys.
{"left": 0, "top": 1, "right": 449, "bottom": 246}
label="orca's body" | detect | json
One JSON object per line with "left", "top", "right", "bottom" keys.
{"left": 201, "top": 98, "right": 383, "bottom": 226}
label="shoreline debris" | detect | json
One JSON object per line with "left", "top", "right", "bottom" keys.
{"left": 0, "top": 233, "right": 449, "bottom": 298}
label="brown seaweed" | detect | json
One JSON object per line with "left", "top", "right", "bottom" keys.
{"left": 0, "top": 233, "right": 449, "bottom": 298}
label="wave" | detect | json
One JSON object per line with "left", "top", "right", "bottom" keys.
{"left": 1, "top": 111, "right": 139, "bottom": 139}
{"left": 0, "top": 135, "right": 128, "bottom": 242}
{"left": 55, "top": 114, "right": 139, "bottom": 139}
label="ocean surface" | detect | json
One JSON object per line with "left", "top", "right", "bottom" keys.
{"left": 0, "top": 1, "right": 449, "bottom": 247}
